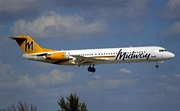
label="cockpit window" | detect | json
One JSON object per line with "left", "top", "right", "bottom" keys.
{"left": 159, "top": 49, "right": 167, "bottom": 52}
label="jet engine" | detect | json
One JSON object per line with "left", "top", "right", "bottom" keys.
{"left": 46, "top": 52, "right": 69, "bottom": 60}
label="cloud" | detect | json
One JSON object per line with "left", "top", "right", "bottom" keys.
{"left": 120, "top": 68, "right": 131, "bottom": 74}
{"left": 74, "top": 71, "right": 138, "bottom": 92}
{"left": 160, "top": 21, "right": 180, "bottom": 37}
{"left": 0, "top": 60, "right": 14, "bottom": 81}
{"left": 92, "top": 75, "right": 101, "bottom": 79}
{"left": 10, "top": 11, "right": 108, "bottom": 40}
{"left": 5, "top": 0, "right": 152, "bottom": 39}
{"left": 161, "top": 0, "right": 180, "bottom": 19}
{"left": 118, "top": 0, "right": 150, "bottom": 18}
{"left": 54, "top": 0, "right": 151, "bottom": 19}
{"left": 166, "top": 85, "right": 179, "bottom": 92}
{"left": 0, "top": 69, "right": 74, "bottom": 89}
{"left": 160, "top": 75, "right": 167, "bottom": 79}
{"left": 0, "top": 0, "right": 37, "bottom": 13}
{"left": 173, "top": 74, "right": 180, "bottom": 78}
{"left": 87, "top": 78, "right": 137, "bottom": 90}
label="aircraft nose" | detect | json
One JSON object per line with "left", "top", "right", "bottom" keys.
{"left": 168, "top": 52, "right": 175, "bottom": 59}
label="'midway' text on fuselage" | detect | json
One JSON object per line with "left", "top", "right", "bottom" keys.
{"left": 115, "top": 49, "right": 151, "bottom": 61}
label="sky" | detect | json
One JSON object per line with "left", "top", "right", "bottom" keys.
{"left": 0, "top": 0, "right": 180, "bottom": 111}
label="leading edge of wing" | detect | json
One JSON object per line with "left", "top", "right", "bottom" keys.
{"left": 72, "top": 55, "right": 107, "bottom": 66}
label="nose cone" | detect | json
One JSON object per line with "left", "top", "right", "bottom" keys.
{"left": 168, "top": 52, "right": 175, "bottom": 59}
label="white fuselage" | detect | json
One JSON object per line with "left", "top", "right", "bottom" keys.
{"left": 23, "top": 46, "right": 175, "bottom": 66}
{"left": 9, "top": 35, "right": 175, "bottom": 72}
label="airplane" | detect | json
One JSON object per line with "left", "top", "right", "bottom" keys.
{"left": 7, "top": 35, "right": 175, "bottom": 73}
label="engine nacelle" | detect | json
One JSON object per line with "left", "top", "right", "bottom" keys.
{"left": 46, "top": 52, "right": 69, "bottom": 60}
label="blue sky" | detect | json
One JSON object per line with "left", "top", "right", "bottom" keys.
{"left": 0, "top": 0, "right": 180, "bottom": 111}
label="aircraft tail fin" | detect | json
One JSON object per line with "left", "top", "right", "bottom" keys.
{"left": 7, "top": 35, "right": 44, "bottom": 54}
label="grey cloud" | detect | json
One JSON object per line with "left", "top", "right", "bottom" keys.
{"left": 75, "top": 0, "right": 151, "bottom": 20}
{"left": 120, "top": 68, "right": 131, "bottom": 74}
{"left": 173, "top": 74, "right": 180, "bottom": 78}
{"left": 75, "top": 71, "right": 138, "bottom": 92}
{"left": 1, "top": 65, "right": 180, "bottom": 111}
{"left": 160, "top": 21, "right": 180, "bottom": 38}
{"left": 161, "top": 0, "right": 180, "bottom": 20}
{"left": 0, "top": 60, "right": 15, "bottom": 82}
{"left": 10, "top": 12, "right": 108, "bottom": 40}
{"left": 1, "top": 0, "right": 152, "bottom": 39}
{"left": 53, "top": 0, "right": 128, "bottom": 8}
{"left": 72, "top": 71, "right": 180, "bottom": 111}
{"left": 87, "top": 78, "right": 138, "bottom": 90}
{"left": 43, "top": 25, "right": 67, "bottom": 35}
{"left": 166, "top": 84, "right": 179, "bottom": 92}
{"left": 0, "top": 0, "right": 37, "bottom": 12}
{"left": 0, "top": 0, "right": 41, "bottom": 24}
{"left": 0, "top": 69, "right": 74, "bottom": 90}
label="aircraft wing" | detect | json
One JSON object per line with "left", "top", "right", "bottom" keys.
{"left": 72, "top": 55, "right": 106, "bottom": 66}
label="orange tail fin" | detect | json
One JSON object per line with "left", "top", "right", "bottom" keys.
{"left": 7, "top": 35, "right": 44, "bottom": 54}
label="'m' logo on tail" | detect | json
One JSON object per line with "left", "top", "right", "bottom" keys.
{"left": 25, "top": 40, "right": 33, "bottom": 52}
